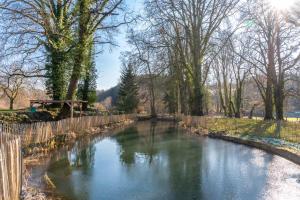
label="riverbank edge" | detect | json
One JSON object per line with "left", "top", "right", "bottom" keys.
{"left": 178, "top": 121, "right": 300, "bottom": 165}
{"left": 22, "top": 118, "right": 136, "bottom": 200}
{"left": 208, "top": 133, "right": 300, "bottom": 165}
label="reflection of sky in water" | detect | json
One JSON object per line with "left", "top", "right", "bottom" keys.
{"left": 38, "top": 122, "right": 300, "bottom": 200}
{"left": 263, "top": 156, "right": 300, "bottom": 200}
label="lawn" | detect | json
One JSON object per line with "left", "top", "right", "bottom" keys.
{"left": 250, "top": 116, "right": 300, "bottom": 122}
{"left": 194, "top": 117, "right": 300, "bottom": 143}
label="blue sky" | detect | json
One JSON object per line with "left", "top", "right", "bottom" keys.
{"left": 95, "top": 0, "right": 142, "bottom": 91}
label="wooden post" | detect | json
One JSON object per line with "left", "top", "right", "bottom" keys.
{"left": 70, "top": 101, "right": 74, "bottom": 125}
{"left": 79, "top": 102, "right": 82, "bottom": 117}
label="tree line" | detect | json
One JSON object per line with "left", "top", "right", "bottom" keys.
{"left": 0, "top": 0, "right": 299, "bottom": 120}
{"left": 122, "top": 0, "right": 300, "bottom": 120}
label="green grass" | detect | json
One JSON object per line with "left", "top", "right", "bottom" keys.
{"left": 0, "top": 109, "right": 17, "bottom": 112}
{"left": 250, "top": 116, "right": 300, "bottom": 122}
{"left": 198, "top": 118, "right": 300, "bottom": 143}
{"left": 0, "top": 108, "right": 28, "bottom": 113}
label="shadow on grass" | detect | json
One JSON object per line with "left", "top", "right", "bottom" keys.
{"left": 200, "top": 117, "right": 300, "bottom": 143}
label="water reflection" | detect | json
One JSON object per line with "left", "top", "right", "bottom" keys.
{"left": 33, "top": 121, "right": 300, "bottom": 200}
{"left": 113, "top": 122, "right": 161, "bottom": 165}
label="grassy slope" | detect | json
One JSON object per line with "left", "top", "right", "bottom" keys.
{"left": 198, "top": 118, "right": 300, "bottom": 143}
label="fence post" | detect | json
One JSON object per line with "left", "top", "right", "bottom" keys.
{"left": 0, "top": 134, "right": 22, "bottom": 200}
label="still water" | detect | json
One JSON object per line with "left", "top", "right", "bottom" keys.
{"left": 32, "top": 122, "right": 300, "bottom": 200}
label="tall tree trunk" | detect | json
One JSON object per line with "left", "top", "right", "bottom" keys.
{"left": 81, "top": 76, "right": 90, "bottom": 111}
{"left": 264, "top": 36, "right": 276, "bottom": 120}
{"left": 48, "top": 50, "right": 68, "bottom": 101}
{"left": 217, "top": 74, "right": 226, "bottom": 116}
{"left": 45, "top": 1, "right": 73, "bottom": 102}
{"left": 273, "top": 23, "right": 285, "bottom": 121}
{"left": 149, "top": 76, "right": 157, "bottom": 118}
{"left": 59, "top": 0, "right": 90, "bottom": 117}
{"left": 248, "top": 104, "right": 256, "bottom": 119}
{"left": 179, "top": 74, "right": 189, "bottom": 115}
{"left": 9, "top": 98, "right": 14, "bottom": 110}
{"left": 177, "top": 82, "right": 181, "bottom": 114}
{"left": 264, "top": 76, "right": 274, "bottom": 120}
{"left": 274, "top": 83, "right": 284, "bottom": 120}
{"left": 191, "top": 79, "right": 204, "bottom": 116}
{"left": 234, "top": 86, "right": 242, "bottom": 118}
{"left": 180, "top": 81, "right": 189, "bottom": 115}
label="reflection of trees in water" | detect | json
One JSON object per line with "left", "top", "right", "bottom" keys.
{"left": 46, "top": 137, "right": 96, "bottom": 200}
{"left": 113, "top": 122, "right": 159, "bottom": 165}
{"left": 71, "top": 144, "right": 96, "bottom": 173}
{"left": 113, "top": 121, "right": 181, "bottom": 165}
{"left": 67, "top": 137, "right": 96, "bottom": 173}
{"left": 40, "top": 122, "right": 296, "bottom": 200}
{"left": 114, "top": 126, "right": 139, "bottom": 164}
{"left": 114, "top": 122, "right": 203, "bottom": 199}
{"left": 164, "top": 130, "right": 203, "bottom": 200}
{"left": 48, "top": 136, "right": 97, "bottom": 173}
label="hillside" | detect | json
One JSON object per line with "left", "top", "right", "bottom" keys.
{"left": 97, "top": 85, "right": 119, "bottom": 106}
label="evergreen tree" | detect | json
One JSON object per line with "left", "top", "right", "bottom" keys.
{"left": 117, "top": 65, "right": 139, "bottom": 113}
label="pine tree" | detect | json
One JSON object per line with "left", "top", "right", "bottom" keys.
{"left": 117, "top": 65, "right": 139, "bottom": 113}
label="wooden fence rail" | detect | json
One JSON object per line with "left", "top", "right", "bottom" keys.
{"left": 0, "top": 114, "right": 134, "bottom": 200}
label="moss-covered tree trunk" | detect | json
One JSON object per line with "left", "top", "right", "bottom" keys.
{"left": 191, "top": 77, "right": 204, "bottom": 116}
{"left": 46, "top": 50, "right": 69, "bottom": 101}
{"left": 60, "top": 0, "right": 91, "bottom": 117}
{"left": 44, "top": 0, "right": 73, "bottom": 102}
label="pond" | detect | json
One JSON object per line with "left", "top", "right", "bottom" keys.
{"left": 30, "top": 121, "right": 300, "bottom": 200}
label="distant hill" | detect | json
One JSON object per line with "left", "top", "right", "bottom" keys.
{"left": 97, "top": 85, "right": 119, "bottom": 106}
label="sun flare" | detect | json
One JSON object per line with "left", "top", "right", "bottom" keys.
{"left": 267, "top": 0, "right": 297, "bottom": 10}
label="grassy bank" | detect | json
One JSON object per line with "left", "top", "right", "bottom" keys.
{"left": 183, "top": 117, "right": 300, "bottom": 143}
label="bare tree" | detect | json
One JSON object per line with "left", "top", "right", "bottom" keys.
{"left": 0, "top": 0, "right": 76, "bottom": 100}
{"left": 125, "top": 30, "right": 158, "bottom": 117}
{"left": 138, "top": 0, "right": 239, "bottom": 115}
{"left": 212, "top": 32, "right": 249, "bottom": 118}
{"left": 0, "top": 64, "right": 26, "bottom": 109}
{"left": 242, "top": 0, "right": 300, "bottom": 120}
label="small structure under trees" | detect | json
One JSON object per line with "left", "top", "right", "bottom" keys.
{"left": 30, "top": 100, "right": 87, "bottom": 119}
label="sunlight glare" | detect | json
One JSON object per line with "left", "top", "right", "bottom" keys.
{"left": 267, "top": 0, "right": 297, "bottom": 10}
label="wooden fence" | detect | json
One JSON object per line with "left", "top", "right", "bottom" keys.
{"left": 0, "top": 134, "right": 22, "bottom": 200}
{"left": 0, "top": 114, "right": 134, "bottom": 200}
{"left": 0, "top": 114, "right": 134, "bottom": 147}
